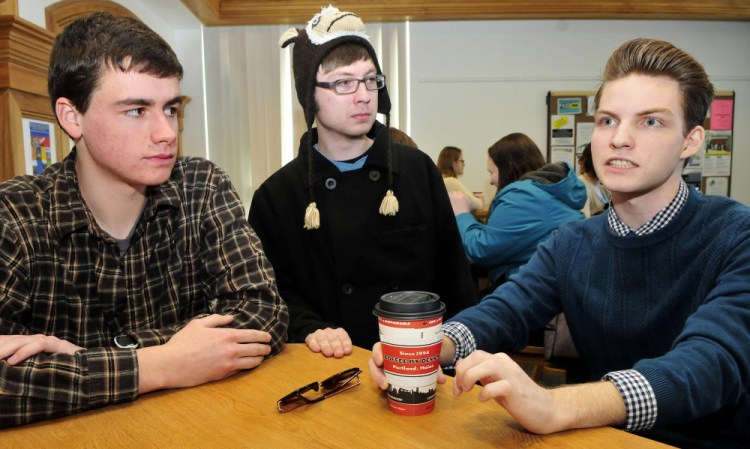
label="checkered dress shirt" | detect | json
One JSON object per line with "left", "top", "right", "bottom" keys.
{"left": 0, "top": 151, "right": 288, "bottom": 427}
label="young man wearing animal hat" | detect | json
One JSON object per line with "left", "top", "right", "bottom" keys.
{"left": 249, "top": 6, "right": 476, "bottom": 357}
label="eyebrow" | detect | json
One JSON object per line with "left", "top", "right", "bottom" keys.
{"left": 115, "top": 95, "right": 183, "bottom": 108}
{"left": 596, "top": 107, "right": 674, "bottom": 117}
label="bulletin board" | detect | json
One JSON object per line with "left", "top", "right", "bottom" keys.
{"left": 546, "top": 90, "right": 736, "bottom": 196}
{"left": 546, "top": 91, "right": 596, "bottom": 176}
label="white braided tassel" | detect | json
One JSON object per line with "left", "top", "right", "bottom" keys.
{"left": 379, "top": 189, "right": 399, "bottom": 216}
{"left": 303, "top": 202, "right": 320, "bottom": 230}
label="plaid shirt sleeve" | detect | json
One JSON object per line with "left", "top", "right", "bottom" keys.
{"left": 0, "top": 157, "right": 288, "bottom": 428}
{"left": 190, "top": 166, "right": 289, "bottom": 354}
{"left": 123, "top": 161, "right": 289, "bottom": 353}
{"left": 603, "top": 369, "right": 658, "bottom": 432}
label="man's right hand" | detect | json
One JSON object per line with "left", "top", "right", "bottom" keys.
{"left": 304, "top": 327, "right": 352, "bottom": 358}
{"left": 136, "top": 314, "right": 272, "bottom": 394}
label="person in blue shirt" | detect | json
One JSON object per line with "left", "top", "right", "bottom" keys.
{"left": 449, "top": 133, "right": 586, "bottom": 289}
{"left": 371, "top": 37, "right": 750, "bottom": 449}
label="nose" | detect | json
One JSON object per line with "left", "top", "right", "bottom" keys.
{"left": 353, "top": 80, "right": 371, "bottom": 102}
{"left": 610, "top": 121, "right": 633, "bottom": 149}
{"left": 152, "top": 112, "right": 177, "bottom": 145}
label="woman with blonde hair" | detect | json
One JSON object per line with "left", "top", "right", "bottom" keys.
{"left": 437, "top": 146, "right": 483, "bottom": 210}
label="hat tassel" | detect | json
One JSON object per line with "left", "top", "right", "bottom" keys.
{"left": 379, "top": 190, "right": 399, "bottom": 216}
{"left": 304, "top": 202, "right": 320, "bottom": 230}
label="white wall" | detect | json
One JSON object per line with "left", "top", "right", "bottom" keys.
{"left": 410, "top": 20, "right": 750, "bottom": 205}
{"left": 17, "top": 3, "right": 750, "bottom": 206}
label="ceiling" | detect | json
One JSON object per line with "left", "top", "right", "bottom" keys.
{"left": 179, "top": 0, "right": 750, "bottom": 26}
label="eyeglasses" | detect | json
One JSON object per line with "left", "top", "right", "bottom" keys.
{"left": 315, "top": 75, "right": 386, "bottom": 95}
{"left": 277, "top": 367, "right": 361, "bottom": 413}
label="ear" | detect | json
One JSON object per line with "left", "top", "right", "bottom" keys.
{"left": 681, "top": 125, "right": 705, "bottom": 160}
{"left": 55, "top": 98, "right": 83, "bottom": 139}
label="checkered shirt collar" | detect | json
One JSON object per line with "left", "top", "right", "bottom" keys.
{"left": 608, "top": 180, "right": 689, "bottom": 237}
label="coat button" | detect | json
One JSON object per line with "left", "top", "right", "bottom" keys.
{"left": 368, "top": 170, "right": 381, "bottom": 182}
{"left": 342, "top": 284, "right": 353, "bottom": 295}
{"left": 325, "top": 178, "right": 337, "bottom": 190}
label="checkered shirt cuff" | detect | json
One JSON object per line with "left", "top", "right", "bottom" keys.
{"left": 442, "top": 321, "right": 477, "bottom": 367}
{"left": 603, "top": 369, "right": 658, "bottom": 432}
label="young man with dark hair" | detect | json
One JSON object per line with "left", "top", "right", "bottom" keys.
{"left": 371, "top": 37, "right": 750, "bottom": 449}
{"left": 0, "top": 12, "right": 288, "bottom": 427}
{"left": 249, "top": 6, "right": 476, "bottom": 358}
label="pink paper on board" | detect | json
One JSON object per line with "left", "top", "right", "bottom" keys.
{"left": 710, "top": 99, "right": 734, "bottom": 130}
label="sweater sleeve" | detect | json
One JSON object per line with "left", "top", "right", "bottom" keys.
{"left": 447, "top": 231, "right": 563, "bottom": 353}
{"left": 455, "top": 186, "right": 557, "bottom": 268}
{"left": 630, "top": 218, "right": 750, "bottom": 426}
{"left": 443, "top": 177, "right": 483, "bottom": 210}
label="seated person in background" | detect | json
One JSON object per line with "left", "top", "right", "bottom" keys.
{"left": 437, "top": 146, "right": 483, "bottom": 211}
{"left": 449, "top": 133, "right": 586, "bottom": 290}
{"left": 577, "top": 143, "right": 610, "bottom": 216}
{"left": 248, "top": 6, "right": 476, "bottom": 359}
{"left": 0, "top": 12, "right": 288, "bottom": 428}
{"left": 388, "top": 127, "right": 418, "bottom": 148}
{"left": 370, "top": 37, "right": 750, "bottom": 449}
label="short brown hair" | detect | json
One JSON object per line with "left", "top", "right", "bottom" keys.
{"left": 319, "top": 43, "right": 372, "bottom": 74}
{"left": 595, "top": 38, "right": 714, "bottom": 135}
{"left": 488, "top": 133, "right": 545, "bottom": 191}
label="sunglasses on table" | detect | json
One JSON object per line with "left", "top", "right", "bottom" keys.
{"left": 277, "top": 367, "right": 362, "bottom": 413}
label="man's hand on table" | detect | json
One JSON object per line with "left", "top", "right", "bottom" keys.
{"left": 305, "top": 327, "right": 353, "bottom": 358}
{"left": 137, "top": 314, "right": 272, "bottom": 394}
{"left": 453, "top": 350, "right": 626, "bottom": 435}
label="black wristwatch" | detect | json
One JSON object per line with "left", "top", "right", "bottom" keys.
{"left": 114, "top": 334, "right": 139, "bottom": 349}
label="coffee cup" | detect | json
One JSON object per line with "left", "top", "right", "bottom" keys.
{"left": 373, "top": 291, "right": 446, "bottom": 416}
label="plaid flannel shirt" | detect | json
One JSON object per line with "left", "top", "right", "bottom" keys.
{"left": 0, "top": 151, "right": 288, "bottom": 427}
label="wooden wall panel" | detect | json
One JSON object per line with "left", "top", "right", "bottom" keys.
{"left": 181, "top": 0, "right": 750, "bottom": 26}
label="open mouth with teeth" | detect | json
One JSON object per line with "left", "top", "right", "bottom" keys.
{"left": 609, "top": 160, "right": 636, "bottom": 168}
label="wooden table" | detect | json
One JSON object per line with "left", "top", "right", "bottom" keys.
{"left": 1, "top": 344, "right": 675, "bottom": 448}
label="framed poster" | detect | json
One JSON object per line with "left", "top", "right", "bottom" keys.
{"left": 22, "top": 118, "right": 58, "bottom": 175}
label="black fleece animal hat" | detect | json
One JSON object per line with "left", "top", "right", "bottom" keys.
{"left": 280, "top": 5, "right": 391, "bottom": 129}
{"left": 280, "top": 5, "right": 397, "bottom": 230}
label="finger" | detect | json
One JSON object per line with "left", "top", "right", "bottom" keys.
{"left": 235, "top": 329, "right": 272, "bottom": 344}
{"left": 236, "top": 342, "right": 272, "bottom": 358}
{"left": 367, "top": 356, "right": 389, "bottom": 390}
{"left": 339, "top": 333, "right": 353, "bottom": 356}
{"left": 0, "top": 336, "right": 26, "bottom": 360}
{"left": 317, "top": 337, "right": 335, "bottom": 357}
{"left": 437, "top": 368, "right": 447, "bottom": 385}
{"left": 371, "top": 342, "right": 383, "bottom": 364}
{"left": 305, "top": 333, "right": 323, "bottom": 353}
{"left": 197, "top": 314, "right": 236, "bottom": 328}
{"left": 476, "top": 378, "right": 513, "bottom": 403}
{"left": 236, "top": 355, "right": 265, "bottom": 371}
{"left": 329, "top": 338, "right": 345, "bottom": 358}
{"left": 7, "top": 338, "right": 45, "bottom": 365}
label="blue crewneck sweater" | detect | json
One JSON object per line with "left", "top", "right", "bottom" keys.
{"left": 449, "top": 189, "right": 750, "bottom": 448}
